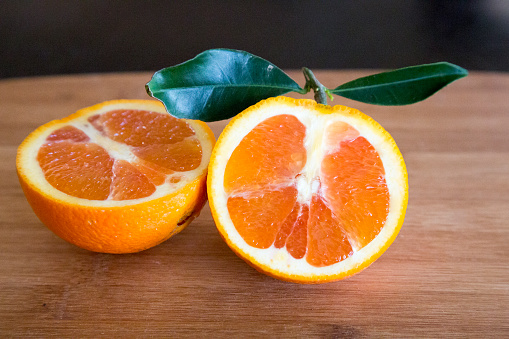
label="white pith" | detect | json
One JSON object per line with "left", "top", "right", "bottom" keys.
{"left": 210, "top": 101, "right": 407, "bottom": 277}
{"left": 19, "top": 101, "right": 213, "bottom": 207}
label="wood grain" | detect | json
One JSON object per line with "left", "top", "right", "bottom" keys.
{"left": 1, "top": 71, "right": 508, "bottom": 337}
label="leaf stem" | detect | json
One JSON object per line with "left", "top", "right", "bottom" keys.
{"left": 302, "top": 67, "right": 333, "bottom": 105}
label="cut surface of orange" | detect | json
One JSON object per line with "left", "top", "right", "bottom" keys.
{"left": 17, "top": 100, "right": 215, "bottom": 253}
{"left": 208, "top": 96, "right": 408, "bottom": 283}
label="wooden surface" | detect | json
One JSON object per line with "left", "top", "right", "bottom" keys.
{"left": 1, "top": 70, "right": 508, "bottom": 337}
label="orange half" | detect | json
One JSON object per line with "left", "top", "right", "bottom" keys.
{"left": 17, "top": 100, "right": 215, "bottom": 253}
{"left": 208, "top": 96, "right": 408, "bottom": 283}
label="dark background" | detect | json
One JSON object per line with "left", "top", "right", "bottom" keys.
{"left": 2, "top": 0, "right": 509, "bottom": 79}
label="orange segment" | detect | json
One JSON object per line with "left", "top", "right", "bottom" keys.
{"left": 37, "top": 140, "right": 114, "bottom": 200}
{"left": 274, "top": 201, "right": 309, "bottom": 260}
{"left": 131, "top": 161, "right": 167, "bottom": 186}
{"left": 227, "top": 185, "right": 298, "bottom": 248}
{"left": 223, "top": 114, "right": 306, "bottom": 194}
{"left": 321, "top": 136, "right": 389, "bottom": 249}
{"left": 17, "top": 99, "right": 215, "bottom": 253}
{"left": 133, "top": 138, "right": 202, "bottom": 172}
{"left": 208, "top": 96, "right": 408, "bottom": 283}
{"left": 285, "top": 203, "right": 309, "bottom": 260}
{"left": 307, "top": 195, "right": 353, "bottom": 267}
{"left": 88, "top": 109, "right": 194, "bottom": 146}
{"left": 46, "top": 125, "right": 90, "bottom": 142}
{"left": 274, "top": 201, "right": 301, "bottom": 249}
{"left": 110, "top": 160, "right": 156, "bottom": 200}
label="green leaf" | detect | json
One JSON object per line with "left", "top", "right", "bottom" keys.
{"left": 330, "top": 62, "right": 468, "bottom": 105}
{"left": 146, "top": 49, "right": 305, "bottom": 121}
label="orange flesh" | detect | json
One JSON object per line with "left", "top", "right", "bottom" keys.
{"left": 224, "top": 115, "right": 307, "bottom": 194}
{"left": 224, "top": 114, "right": 389, "bottom": 267}
{"left": 36, "top": 110, "right": 202, "bottom": 201}
{"left": 227, "top": 186, "right": 297, "bottom": 248}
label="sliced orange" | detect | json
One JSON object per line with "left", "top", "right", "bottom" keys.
{"left": 208, "top": 96, "right": 408, "bottom": 283}
{"left": 17, "top": 100, "right": 215, "bottom": 253}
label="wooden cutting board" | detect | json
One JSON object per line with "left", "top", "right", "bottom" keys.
{"left": 1, "top": 70, "right": 507, "bottom": 337}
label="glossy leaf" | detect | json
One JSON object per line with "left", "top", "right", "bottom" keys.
{"left": 146, "top": 49, "right": 305, "bottom": 121}
{"left": 330, "top": 62, "right": 468, "bottom": 105}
